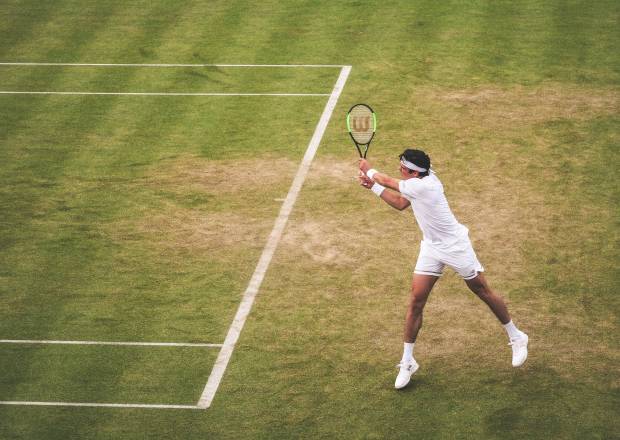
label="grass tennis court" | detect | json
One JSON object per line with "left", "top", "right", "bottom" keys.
{"left": 1, "top": 0, "right": 618, "bottom": 438}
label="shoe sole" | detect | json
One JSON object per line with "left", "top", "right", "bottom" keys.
{"left": 395, "top": 363, "right": 419, "bottom": 389}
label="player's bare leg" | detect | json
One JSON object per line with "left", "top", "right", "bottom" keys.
{"left": 404, "top": 274, "right": 439, "bottom": 343}
{"left": 464, "top": 272, "right": 510, "bottom": 324}
{"left": 465, "top": 272, "right": 528, "bottom": 367}
{"left": 396, "top": 274, "right": 438, "bottom": 389}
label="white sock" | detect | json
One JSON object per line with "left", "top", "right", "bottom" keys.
{"left": 503, "top": 320, "right": 521, "bottom": 339}
{"left": 402, "top": 342, "right": 415, "bottom": 362}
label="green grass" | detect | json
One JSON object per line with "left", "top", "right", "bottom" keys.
{"left": 1, "top": 0, "right": 618, "bottom": 439}
{"left": 1, "top": 345, "right": 216, "bottom": 404}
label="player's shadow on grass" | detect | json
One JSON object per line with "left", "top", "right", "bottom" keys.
{"left": 482, "top": 364, "right": 610, "bottom": 439}
{"left": 394, "top": 376, "right": 430, "bottom": 393}
{"left": 181, "top": 66, "right": 227, "bottom": 86}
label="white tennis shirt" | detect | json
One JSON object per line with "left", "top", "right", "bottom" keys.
{"left": 398, "top": 172, "right": 469, "bottom": 250}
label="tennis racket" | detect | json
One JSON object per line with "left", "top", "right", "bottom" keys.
{"left": 346, "top": 103, "right": 376, "bottom": 158}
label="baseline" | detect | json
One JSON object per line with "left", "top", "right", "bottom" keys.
{"left": 0, "top": 401, "right": 201, "bottom": 410}
{"left": 0, "top": 339, "right": 222, "bottom": 348}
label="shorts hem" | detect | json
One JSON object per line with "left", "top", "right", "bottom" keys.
{"left": 462, "top": 268, "right": 484, "bottom": 280}
{"left": 414, "top": 270, "right": 443, "bottom": 277}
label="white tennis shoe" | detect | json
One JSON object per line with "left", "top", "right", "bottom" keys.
{"left": 395, "top": 359, "right": 419, "bottom": 389}
{"left": 509, "top": 332, "right": 529, "bottom": 367}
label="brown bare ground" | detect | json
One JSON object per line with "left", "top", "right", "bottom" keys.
{"left": 111, "top": 201, "right": 270, "bottom": 250}
{"left": 142, "top": 153, "right": 298, "bottom": 195}
{"left": 287, "top": 156, "right": 538, "bottom": 285}
{"left": 106, "top": 154, "right": 297, "bottom": 252}
{"left": 281, "top": 217, "right": 379, "bottom": 266}
{"left": 276, "top": 153, "right": 618, "bottom": 384}
{"left": 106, "top": 106, "right": 615, "bottom": 384}
{"left": 428, "top": 85, "right": 618, "bottom": 124}
{"left": 275, "top": 87, "right": 617, "bottom": 385}
{"left": 308, "top": 158, "right": 360, "bottom": 183}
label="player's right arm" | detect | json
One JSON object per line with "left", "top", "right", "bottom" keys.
{"left": 359, "top": 159, "right": 402, "bottom": 192}
{"left": 359, "top": 173, "right": 410, "bottom": 211}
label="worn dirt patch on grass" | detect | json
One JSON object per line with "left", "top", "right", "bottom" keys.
{"left": 106, "top": 154, "right": 297, "bottom": 252}
{"left": 429, "top": 85, "right": 618, "bottom": 124}
{"left": 281, "top": 218, "right": 365, "bottom": 266}
{"left": 449, "top": 177, "right": 544, "bottom": 286}
{"left": 113, "top": 202, "right": 271, "bottom": 250}
{"left": 308, "top": 158, "right": 361, "bottom": 183}
{"left": 143, "top": 153, "right": 298, "bottom": 195}
{"left": 292, "top": 156, "right": 539, "bottom": 286}
{"left": 278, "top": 154, "right": 618, "bottom": 385}
{"left": 282, "top": 156, "right": 413, "bottom": 267}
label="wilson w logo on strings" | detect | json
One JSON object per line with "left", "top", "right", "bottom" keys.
{"left": 351, "top": 116, "right": 371, "bottom": 131}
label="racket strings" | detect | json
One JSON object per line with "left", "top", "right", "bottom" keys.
{"left": 348, "top": 105, "right": 375, "bottom": 144}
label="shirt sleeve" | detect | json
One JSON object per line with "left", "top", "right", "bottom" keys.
{"left": 399, "top": 178, "right": 425, "bottom": 200}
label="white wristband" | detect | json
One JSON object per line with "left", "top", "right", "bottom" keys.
{"left": 371, "top": 183, "right": 385, "bottom": 196}
{"left": 366, "top": 168, "right": 378, "bottom": 180}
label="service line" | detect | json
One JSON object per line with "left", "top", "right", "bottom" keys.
{"left": 0, "top": 91, "right": 329, "bottom": 97}
{"left": 0, "top": 62, "right": 345, "bottom": 68}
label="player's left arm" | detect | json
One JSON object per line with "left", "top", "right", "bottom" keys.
{"left": 359, "top": 159, "right": 401, "bottom": 192}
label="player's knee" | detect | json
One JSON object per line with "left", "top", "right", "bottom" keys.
{"left": 466, "top": 278, "right": 486, "bottom": 296}
{"left": 472, "top": 285, "right": 493, "bottom": 300}
{"left": 408, "top": 295, "right": 427, "bottom": 314}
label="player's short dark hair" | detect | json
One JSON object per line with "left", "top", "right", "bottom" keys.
{"left": 399, "top": 149, "right": 431, "bottom": 177}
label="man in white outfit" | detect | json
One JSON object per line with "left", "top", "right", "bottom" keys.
{"left": 358, "top": 149, "right": 528, "bottom": 389}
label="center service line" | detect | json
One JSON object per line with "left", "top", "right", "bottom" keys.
{"left": 196, "top": 65, "right": 352, "bottom": 409}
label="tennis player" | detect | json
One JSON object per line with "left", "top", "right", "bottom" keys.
{"left": 358, "top": 149, "right": 528, "bottom": 389}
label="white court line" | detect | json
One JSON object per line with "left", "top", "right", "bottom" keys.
{"left": 0, "top": 62, "right": 344, "bottom": 68}
{"left": 0, "top": 341, "right": 218, "bottom": 409}
{"left": 0, "top": 339, "right": 222, "bottom": 348}
{"left": 0, "top": 65, "right": 352, "bottom": 410}
{"left": 0, "top": 91, "right": 329, "bottom": 97}
{"left": 196, "top": 65, "right": 352, "bottom": 409}
{"left": 0, "top": 401, "right": 201, "bottom": 409}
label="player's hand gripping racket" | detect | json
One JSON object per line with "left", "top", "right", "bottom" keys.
{"left": 347, "top": 103, "right": 376, "bottom": 158}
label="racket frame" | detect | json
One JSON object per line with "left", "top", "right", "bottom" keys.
{"left": 346, "top": 103, "right": 376, "bottom": 158}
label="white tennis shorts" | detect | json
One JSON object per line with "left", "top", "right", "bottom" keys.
{"left": 414, "top": 239, "right": 484, "bottom": 280}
